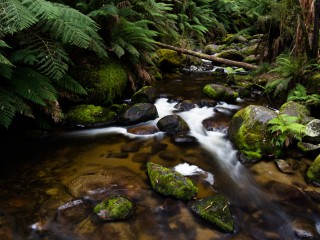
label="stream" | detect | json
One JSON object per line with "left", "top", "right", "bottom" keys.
{"left": 0, "top": 74, "right": 320, "bottom": 239}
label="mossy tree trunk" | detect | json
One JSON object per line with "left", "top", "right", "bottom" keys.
{"left": 155, "top": 42, "right": 259, "bottom": 70}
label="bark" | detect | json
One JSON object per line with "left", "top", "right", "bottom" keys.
{"left": 154, "top": 42, "right": 259, "bottom": 70}
{"left": 311, "top": 0, "right": 320, "bottom": 59}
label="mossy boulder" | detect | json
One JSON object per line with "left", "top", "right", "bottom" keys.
{"left": 156, "top": 115, "right": 190, "bottom": 135}
{"left": 279, "top": 101, "right": 313, "bottom": 124}
{"left": 228, "top": 105, "right": 280, "bottom": 162}
{"left": 203, "top": 84, "right": 238, "bottom": 103}
{"left": 188, "top": 195, "right": 234, "bottom": 233}
{"left": 146, "top": 162, "right": 198, "bottom": 200}
{"left": 66, "top": 104, "right": 117, "bottom": 127}
{"left": 297, "top": 142, "right": 320, "bottom": 158}
{"left": 307, "top": 154, "right": 320, "bottom": 184}
{"left": 94, "top": 196, "right": 134, "bottom": 221}
{"left": 74, "top": 59, "right": 128, "bottom": 104}
{"left": 131, "top": 86, "right": 159, "bottom": 104}
{"left": 119, "top": 103, "right": 158, "bottom": 125}
{"left": 216, "top": 50, "right": 245, "bottom": 62}
{"left": 156, "top": 49, "right": 186, "bottom": 71}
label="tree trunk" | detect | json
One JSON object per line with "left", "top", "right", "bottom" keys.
{"left": 311, "top": 0, "right": 320, "bottom": 59}
{"left": 154, "top": 42, "right": 259, "bottom": 70}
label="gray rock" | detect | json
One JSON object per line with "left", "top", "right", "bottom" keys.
{"left": 119, "top": 103, "right": 158, "bottom": 125}
{"left": 274, "top": 159, "right": 294, "bottom": 174}
{"left": 157, "top": 115, "right": 190, "bottom": 135}
{"left": 303, "top": 119, "right": 320, "bottom": 144}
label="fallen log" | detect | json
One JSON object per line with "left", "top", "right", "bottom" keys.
{"left": 155, "top": 42, "right": 259, "bottom": 70}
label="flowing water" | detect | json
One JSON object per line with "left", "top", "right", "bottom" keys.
{"left": 0, "top": 74, "right": 319, "bottom": 239}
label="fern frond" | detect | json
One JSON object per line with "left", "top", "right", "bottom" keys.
{"left": 0, "top": 89, "right": 17, "bottom": 128}
{"left": 0, "top": 0, "right": 38, "bottom": 35}
{"left": 21, "top": 0, "right": 60, "bottom": 19}
{"left": 11, "top": 67, "right": 58, "bottom": 106}
{"left": 54, "top": 75, "right": 87, "bottom": 95}
{"left": 88, "top": 3, "right": 118, "bottom": 18}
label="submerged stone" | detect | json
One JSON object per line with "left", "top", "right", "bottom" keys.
{"left": 188, "top": 195, "right": 234, "bottom": 233}
{"left": 94, "top": 196, "right": 134, "bottom": 221}
{"left": 274, "top": 159, "right": 294, "bottom": 174}
{"left": 146, "top": 162, "right": 198, "bottom": 200}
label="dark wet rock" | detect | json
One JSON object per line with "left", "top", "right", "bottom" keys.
{"left": 307, "top": 154, "right": 320, "bottom": 184}
{"left": 146, "top": 162, "right": 198, "bottom": 200}
{"left": 131, "top": 86, "right": 159, "bottom": 104}
{"left": 171, "top": 132, "right": 198, "bottom": 145}
{"left": 66, "top": 104, "right": 117, "bottom": 127}
{"left": 279, "top": 101, "right": 313, "bottom": 124}
{"left": 56, "top": 199, "right": 92, "bottom": 224}
{"left": 203, "top": 84, "right": 238, "bottom": 103}
{"left": 265, "top": 181, "right": 305, "bottom": 201}
{"left": 119, "top": 103, "right": 158, "bottom": 125}
{"left": 202, "top": 117, "right": 229, "bottom": 133}
{"left": 67, "top": 167, "right": 147, "bottom": 201}
{"left": 297, "top": 142, "right": 320, "bottom": 158}
{"left": 132, "top": 152, "right": 151, "bottom": 163}
{"left": 107, "top": 152, "right": 129, "bottom": 158}
{"left": 151, "top": 142, "right": 168, "bottom": 154}
{"left": 159, "top": 151, "right": 178, "bottom": 162}
{"left": 127, "top": 125, "right": 159, "bottom": 135}
{"left": 94, "top": 196, "right": 134, "bottom": 221}
{"left": 304, "top": 190, "right": 320, "bottom": 203}
{"left": 274, "top": 159, "right": 294, "bottom": 174}
{"left": 199, "top": 99, "right": 217, "bottom": 108}
{"left": 174, "top": 100, "right": 196, "bottom": 112}
{"left": 188, "top": 195, "right": 234, "bottom": 233}
{"left": 236, "top": 87, "right": 251, "bottom": 98}
{"left": 303, "top": 119, "right": 320, "bottom": 144}
{"left": 157, "top": 115, "right": 190, "bottom": 135}
{"left": 292, "top": 218, "right": 320, "bottom": 240}
{"left": 228, "top": 105, "right": 280, "bottom": 162}
{"left": 121, "top": 141, "right": 142, "bottom": 152}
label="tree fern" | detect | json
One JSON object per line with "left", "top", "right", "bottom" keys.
{"left": 0, "top": 0, "right": 37, "bottom": 35}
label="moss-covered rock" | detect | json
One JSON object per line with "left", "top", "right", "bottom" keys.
{"left": 131, "top": 86, "right": 159, "bottom": 103}
{"left": 73, "top": 59, "right": 128, "bottom": 104}
{"left": 94, "top": 196, "right": 134, "bottom": 220}
{"left": 307, "top": 154, "right": 320, "bottom": 184}
{"left": 146, "top": 162, "right": 198, "bottom": 200}
{"left": 297, "top": 142, "right": 320, "bottom": 158}
{"left": 203, "top": 84, "right": 238, "bottom": 103}
{"left": 216, "top": 50, "right": 245, "bottom": 61}
{"left": 66, "top": 104, "right": 117, "bottom": 126}
{"left": 228, "top": 105, "right": 280, "bottom": 162}
{"left": 156, "top": 49, "right": 186, "bottom": 71}
{"left": 279, "top": 101, "right": 313, "bottom": 124}
{"left": 188, "top": 195, "right": 234, "bottom": 233}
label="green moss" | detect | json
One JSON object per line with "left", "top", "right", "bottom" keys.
{"left": 307, "top": 155, "right": 320, "bottom": 184}
{"left": 216, "top": 50, "right": 245, "bottom": 61}
{"left": 74, "top": 59, "right": 128, "bottom": 104}
{"left": 229, "top": 106, "right": 280, "bottom": 161}
{"left": 94, "top": 196, "right": 133, "bottom": 220}
{"left": 67, "top": 104, "right": 117, "bottom": 124}
{"left": 189, "top": 195, "right": 234, "bottom": 233}
{"left": 203, "top": 84, "right": 238, "bottom": 102}
{"left": 279, "top": 101, "right": 312, "bottom": 124}
{"left": 156, "top": 49, "right": 186, "bottom": 71}
{"left": 146, "top": 162, "right": 197, "bottom": 200}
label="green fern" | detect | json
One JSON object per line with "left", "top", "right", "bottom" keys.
{"left": 267, "top": 114, "right": 306, "bottom": 147}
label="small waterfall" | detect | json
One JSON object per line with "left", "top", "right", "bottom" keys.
{"left": 155, "top": 98, "right": 295, "bottom": 238}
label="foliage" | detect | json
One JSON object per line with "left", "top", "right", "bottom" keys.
{"left": 0, "top": 0, "right": 107, "bottom": 129}
{"left": 267, "top": 114, "right": 306, "bottom": 148}
{"left": 287, "top": 84, "right": 320, "bottom": 106}
{"left": 264, "top": 54, "right": 311, "bottom": 98}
